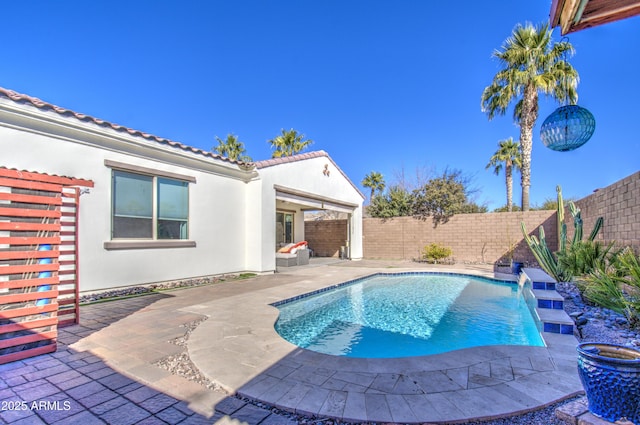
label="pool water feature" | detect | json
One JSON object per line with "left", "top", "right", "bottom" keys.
{"left": 273, "top": 273, "right": 545, "bottom": 358}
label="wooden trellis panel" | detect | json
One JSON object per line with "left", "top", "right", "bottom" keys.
{"left": 58, "top": 187, "right": 80, "bottom": 327}
{"left": 0, "top": 168, "right": 92, "bottom": 364}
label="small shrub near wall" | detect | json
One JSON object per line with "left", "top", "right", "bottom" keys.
{"left": 420, "top": 243, "right": 454, "bottom": 264}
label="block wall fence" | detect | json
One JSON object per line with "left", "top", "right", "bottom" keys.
{"left": 305, "top": 171, "right": 639, "bottom": 263}
{"left": 567, "top": 171, "right": 639, "bottom": 250}
{"left": 304, "top": 220, "right": 349, "bottom": 257}
{"left": 361, "top": 211, "right": 556, "bottom": 264}
{"left": 306, "top": 212, "right": 555, "bottom": 264}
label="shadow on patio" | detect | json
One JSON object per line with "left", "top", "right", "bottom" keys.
{"left": 1, "top": 293, "right": 296, "bottom": 424}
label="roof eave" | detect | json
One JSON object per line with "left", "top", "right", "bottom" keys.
{"left": 550, "top": 0, "right": 640, "bottom": 34}
{"left": 256, "top": 151, "right": 365, "bottom": 200}
{"left": 0, "top": 97, "right": 258, "bottom": 182}
{"left": 0, "top": 87, "right": 254, "bottom": 171}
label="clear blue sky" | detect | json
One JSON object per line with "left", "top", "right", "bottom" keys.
{"left": 1, "top": 1, "right": 638, "bottom": 210}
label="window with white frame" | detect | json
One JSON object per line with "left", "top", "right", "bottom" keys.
{"left": 112, "top": 170, "right": 189, "bottom": 240}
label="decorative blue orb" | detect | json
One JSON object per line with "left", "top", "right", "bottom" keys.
{"left": 540, "top": 105, "right": 596, "bottom": 152}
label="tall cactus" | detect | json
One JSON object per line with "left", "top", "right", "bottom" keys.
{"left": 557, "top": 186, "right": 565, "bottom": 252}
{"left": 521, "top": 185, "right": 604, "bottom": 282}
{"left": 570, "top": 202, "right": 583, "bottom": 245}
{"left": 521, "top": 224, "right": 566, "bottom": 281}
{"left": 588, "top": 216, "right": 604, "bottom": 241}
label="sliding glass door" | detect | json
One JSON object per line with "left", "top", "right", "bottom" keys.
{"left": 276, "top": 211, "right": 294, "bottom": 247}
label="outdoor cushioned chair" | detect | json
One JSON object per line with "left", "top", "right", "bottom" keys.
{"left": 276, "top": 241, "right": 310, "bottom": 267}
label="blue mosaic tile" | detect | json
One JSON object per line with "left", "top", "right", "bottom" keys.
{"left": 561, "top": 324, "right": 574, "bottom": 335}
{"left": 532, "top": 282, "right": 546, "bottom": 290}
{"left": 553, "top": 300, "right": 564, "bottom": 310}
{"left": 544, "top": 322, "right": 561, "bottom": 333}
{"left": 271, "top": 271, "right": 518, "bottom": 307}
{"left": 538, "top": 299, "right": 552, "bottom": 309}
{"left": 546, "top": 282, "right": 556, "bottom": 290}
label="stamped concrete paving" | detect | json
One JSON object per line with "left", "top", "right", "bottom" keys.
{"left": 1, "top": 259, "right": 584, "bottom": 424}
{"left": 1, "top": 293, "right": 297, "bottom": 424}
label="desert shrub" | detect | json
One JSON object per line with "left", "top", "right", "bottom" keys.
{"left": 579, "top": 248, "right": 640, "bottom": 328}
{"left": 422, "top": 243, "right": 453, "bottom": 263}
{"left": 557, "top": 240, "right": 618, "bottom": 279}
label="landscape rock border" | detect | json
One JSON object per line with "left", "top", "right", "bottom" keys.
{"left": 79, "top": 274, "right": 256, "bottom": 304}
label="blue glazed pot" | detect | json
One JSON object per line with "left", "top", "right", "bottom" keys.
{"left": 577, "top": 343, "right": 640, "bottom": 424}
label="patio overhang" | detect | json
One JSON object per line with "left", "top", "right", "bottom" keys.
{"left": 274, "top": 184, "right": 358, "bottom": 214}
{"left": 550, "top": 0, "right": 640, "bottom": 34}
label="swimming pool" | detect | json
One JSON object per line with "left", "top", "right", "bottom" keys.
{"left": 273, "top": 272, "right": 544, "bottom": 358}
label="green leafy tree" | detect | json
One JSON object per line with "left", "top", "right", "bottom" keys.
{"left": 486, "top": 137, "right": 521, "bottom": 212}
{"left": 459, "top": 203, "right": 488, "bottom": 214}
{"left": 494, "top": 205, "right": 522, "bottom": 212}
{"left": 367, "top": 185, "right": 412, "bottom": 218}
{"left": 481, "top": 22, "right": 578, "bottom": 211}
{"left": 268, "top": 128, "right": 313, "bottom": 158}
{"left": 212, "top": 133, "right": 252, "bottom": 162}
{"left": 535, "top": 198, "right": 559, "bottom": 211}
{"left": 361, "top": 171, "right": 386, "bottom": 203}
{"left": 411, "top": 169, "right": 473, "bottom": 225}
{"left": 530, "top": 194, "right": 577, "bottom": 211}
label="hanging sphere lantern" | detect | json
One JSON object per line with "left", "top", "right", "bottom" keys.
{"left": 540, "top": 105, "right": 596, "bottom": 152}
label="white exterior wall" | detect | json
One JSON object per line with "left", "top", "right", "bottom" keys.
{"left": 350, "top": 207, "right": 363, "bottom": 260}
{"left": 0, "top": 101, "right": 255, "bottom": 291}
{"left": 256, "top": 182, "right": 277, "bottom": 271}
{"left": 0, "top": 95, "right": 364, "bottom": 290}
{"left": 258, "top": 155, "right": 364, "bottom": 270}
{"left": 243, "top": 177, "right": 264, "bottom": 272}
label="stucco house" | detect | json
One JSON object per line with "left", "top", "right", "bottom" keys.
{"left": 0, "top": 87, "right": 364, "bottom": 295}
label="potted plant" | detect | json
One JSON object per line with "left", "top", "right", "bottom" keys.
{"left": 577, "top": 342, "right": 640, "bottom": 424}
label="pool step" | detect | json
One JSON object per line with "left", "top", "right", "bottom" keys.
{"left": 522, "top": 268, "right": 574, "bottom": 336}
{"left": 535, "top": 307, "right": 575, "bottom": 335}
{"left": 532, "top": 289, "right": 564, "bottom": 310}
{"left": 523, "top": 267, "right": 557, "bottom": 291}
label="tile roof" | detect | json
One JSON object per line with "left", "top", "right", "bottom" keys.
{"left": 254, "top": 150, "right": 331, "bottom": 169}
{"left": 255, "top": 150, "right": 365, "bottom": 199}
{"left": 0, "top": 87, "right": 362, "bottom": 198}
{"left": 0, "top": 87, "right": 249, "bottom": 167}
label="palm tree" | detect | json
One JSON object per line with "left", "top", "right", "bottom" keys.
{"left": 481, "top": 22, "right": 578, "bottom": 211}
{"left": 361, "top": 171, "right": 386, "bottom": 203}
{"left": 486, "top": 137, "right": 522, "bottom": 212}
{"left": 268, "top": 128, "right": 313, "bottom": 158}
{"left": 212, "top": 133, "right": 252, "bottom": 162}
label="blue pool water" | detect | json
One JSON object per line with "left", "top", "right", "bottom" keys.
{"left": 273, "top": 273, "right": 544, "bottom": 358}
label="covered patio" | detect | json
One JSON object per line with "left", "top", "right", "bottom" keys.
{"left": 253, "top": 151, "right": 364, "bottom": 270}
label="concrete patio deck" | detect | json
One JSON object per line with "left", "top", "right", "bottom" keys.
{"left": 1, "top": 260, "right": 584, "bottom": 424}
